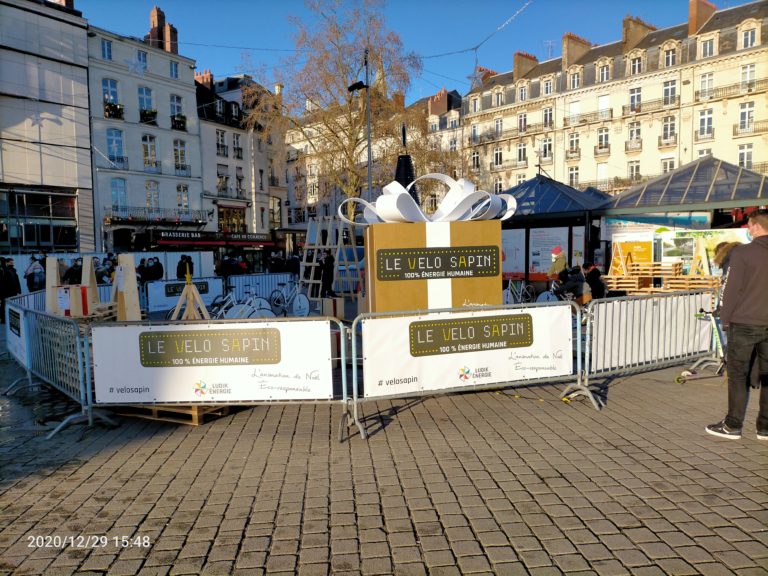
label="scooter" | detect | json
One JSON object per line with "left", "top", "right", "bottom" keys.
{"left": 675, "top": 309, "right": 726, "bottom": 384}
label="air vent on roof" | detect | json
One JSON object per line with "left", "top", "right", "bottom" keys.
{"left": 674, "top": 30, "right": 683, "bottom": 37}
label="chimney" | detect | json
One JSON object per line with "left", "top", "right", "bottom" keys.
{"left": 164, "top": 23, "right": 178, "bottom": 54}
{"left": 514, "top": 52, "right": 538, "bottom": 81}
{"left": 144, "top": 6, "right": 179, "bottom": 53}
{"left": 622, "top": 15, "right": 656, "bottom": 52}
{"left": 689, "top": 0, "right": 716, "bottom": 36}
{"left": 427, "top": 88, "right": 448, "bottom": 116}
{"left": 194, "top": 69, "right": 214, "bottom": 90}
{"left": 562, "top": 33, "right": 591, "bottom": 71}
{"left": 392, "top": 92, "right": 405, "bottom": 110}
{"left": 274, "top": 83, "right": 283, "bottom": 96}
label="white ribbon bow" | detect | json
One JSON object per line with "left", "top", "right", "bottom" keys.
{"left": 337, "top": 173, "right": 517, "bottom": 226}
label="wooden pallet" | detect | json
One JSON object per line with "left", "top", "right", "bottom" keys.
{"left": 663, "top": 276, "right": 721, "bottom": 290}
{"left": 603, "top": 276, "right": 651, "bottom": 290}
{"left": 111, "top": 404, "right": 230, "bottom": 426}
{"left": 628, "top": 262, "right": 683, "bottom": 277}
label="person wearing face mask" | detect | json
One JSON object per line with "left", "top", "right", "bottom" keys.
{"left": 547, "top": 245, "right": 567, "bottom": 279}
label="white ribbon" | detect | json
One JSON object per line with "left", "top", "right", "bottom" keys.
{"left": 337, "top": 173, "right": 517, "bottom": 226}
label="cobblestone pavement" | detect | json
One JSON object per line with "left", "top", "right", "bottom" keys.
{"left": 0, "top": 348, "right": 766, "bottom": 575}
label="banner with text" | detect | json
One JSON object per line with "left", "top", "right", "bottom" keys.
{"left": 362, "top": 304, "right": 574, "bottom": 399}
{"left": 92, "top": 320, "right": 333, "bottom": 403}
{"left": 4, "top": 302, "right": 28, "bottom": 368}
{"left": 145, "top": 277, "right": 225, "bottom": 312}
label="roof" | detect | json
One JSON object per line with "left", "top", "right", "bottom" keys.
{"left": 599, "top": 156, "right": 767, "bottom": 214}
{"left": 574, "top": 41, "right": 623, "bottom": 65}
{"left": 507, "top": 174, "right": 611, "bottom": 216}
{"left": 634, "top": 23, "right": 688, "bottom": 50}
{"left": 698, "top": 0, "right": 768, "bottom": 34}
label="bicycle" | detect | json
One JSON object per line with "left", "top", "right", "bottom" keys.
{"left": 270, "top": 278, "right": 311, "bottom": 317}
{"left": 242, "top": 288, "right": 275, "bottom": 319}
{"left": 165, "top": 291, "right": 236, "bottom": 320}
{"left": 502, "top": 280, "right": 536, "bottom": 304}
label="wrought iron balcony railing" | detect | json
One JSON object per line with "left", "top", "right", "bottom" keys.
{"left": 140, "top": 109, "right": 158, "bottom": 125}
{"left": 563, "top": 108, "right": 613, "bottom": 127}
{"left": 565, "top": 148, "right": 581, "bottom": 160}
{"left": 658, "top": 134, "right": 678, "bottom": 148}
{"left": 733, "top": 120, "right": 767, "bottom": 136}
{"left": 233, "top": 146, "right": 243, "bottom": 159}
{"left": 694, "top": 128, "right": 715, "bottom": 141}
{"left": 622, "top": 96, "right": 680, "bottom": 116}
{"left": 695, "top": 78, "right": 768, "bottom": 101}
{"left": 143, "top": 159, "right": 162, "bottom": 174}
{"left": 216, "top": 144, "right": 228, "bottom": 157}
{"left": 103, "top": 205, "right": 206, "bottom": 225}
{"left": 625, "top": 139, "right": 642, "bottom": 152}
{"left": 594, "top": 144, "right": 611, "bottom": 156}
{"left": 175, "top": 163, "right": 190, "bottom": 177}
{"left": 171, "top": 114, "right": 187, "bottom": 131}
{"left": 108, "top": 156, "right": 128, "bottom": 170}
{"left": 103, "top": 102, "right": 124, "bottom": 120}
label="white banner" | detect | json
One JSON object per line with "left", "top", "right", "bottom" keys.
{"left": 145, "top": 277, "right": 224, "bottom": 312}
{"left": 5, "top": 303, "right": 28, "bottom": 369}
{"left": 92, "top": 320, "right": 333, "bottom": 403}
{"left": 501, "top": 229, "right": 526, "bottom": 277}
{"left": 362, "top": 305, "right": 574, "bottom": 399}
{"left": 589, "top": 293, "right": 712, "bottom": 372}
{"left": 529, "top": 227, "right": 569, "bottom": 276}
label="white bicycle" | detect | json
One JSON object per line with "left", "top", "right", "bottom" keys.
{"left": 270, "top": 278, "right": 311, "bottom": 317}
{"left": 225, "top": 288, "right": 276, "bottom": 319}
{"left": 503, "top": 280, "right": 536, "bottom": 304}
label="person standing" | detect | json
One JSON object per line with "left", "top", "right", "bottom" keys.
{"left": 24, "top": 256, "right": 45, "bottom": 292}
{"left": 176, "top": 255, "right": 187, "bottom": 280}
{"left": 321, "top": 249, "right": 337, "bottom": 298}
{"left": 583, "top": 262, "right": 606, "bottom": 299}
{"left": 706, "top": 209, "right": 768, "bottom": 440}
{"left": 5, "top": 259, "right": 22, "bottom": 297}
{"left": 547, "top": 246, "right": 567, "bottom": 278}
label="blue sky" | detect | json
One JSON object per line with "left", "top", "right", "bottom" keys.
{"left": 75, "top": 0, "right": 739, "bottom": 103}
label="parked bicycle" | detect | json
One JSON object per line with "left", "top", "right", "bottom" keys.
{"left": 502, "top": 280, "right": 536, "bottom": 304}
{"left": 270, "top": 278, "right": 311, "bottom": 317}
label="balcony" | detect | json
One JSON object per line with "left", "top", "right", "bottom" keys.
{"left": 233, "top": 146, "right": 243, "bottom": 159}
{"left": 175, "top": 163, "right": 191, "bottom": 177}
{"left": 576, "top": 174, "right": 650, "bottom": 194}
{"left": 143, "top": 159, "right": 162, "bottom": 174}
{"left": 108, "top": 156, "right": 128, "bottom": 170}
{"left": 216, "top": 144, "right": 228, "bottom": 157}
{"left": 694, "top": 128, "right": 715, "bottom": 142}
{"left": 622, "top": 96, "right": 680, "bottom": 116}
{"left": 658, "top": 134, "right": 678, "bottom": 148}
{"left": 695, "top": 77, "right": 768, "bottom": 101}
{"left": 171, "top": 114, "right": 187, "bottom": 131}
{"left": 103, "top": 205, "right": 206, "bottom": 225}
{"left": 565, "top": 148, "right": 581, "bottom": 160}
{"left": 751, "top": 161, "right": 768, "bottom": 175}
{"left": 139, "top": 109, "right": 158, "bottom": 125}
{"left": 269, "top": 175, "right": 280, "bottom": 187}
{"left": 539, "top": 154, "right": 553, "bottom": 165}
{"left": 103, "top": 102, "right": 124, "bottom": 120}
{"left": 594, "top": 144, "right": 611, "bottom": 156}
{"left": 563, "top": 109, "right": 613, "bottom": 127}
{"left": 625, "top": 139, "right": 642, "bottom": 152}
{"left": 733, "top": 120, "right": 768, "bottom": 136}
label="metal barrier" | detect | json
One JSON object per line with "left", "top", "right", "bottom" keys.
{"left": 344, "top": 301, "right": 582, "bottom": 440}
{"left": 227, "top": 273, "right": 295, "bottom": 301}
{"left": 570, "top": 291, "right": 716, "bottom": 408}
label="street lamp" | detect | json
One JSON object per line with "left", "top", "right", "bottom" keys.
{"left": 348, "top": 48, "right": 372, "bottom": 203}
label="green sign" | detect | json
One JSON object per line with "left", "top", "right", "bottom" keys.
{"left": 409, "top": 314, "right": 533, "bottom": 357}
{"left": 165, "top": 281, "right": 209, "bottom": 297}
{"left": 377, "top": 246, "right": 499, "bottom": 281}
{"left": 139, "top": 328, "right": 281, "bottom": 367}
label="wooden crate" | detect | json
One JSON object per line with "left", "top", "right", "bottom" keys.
{"left": 628, "top": 262, "right": 683, "bottom": 277}
{"left": 112, "top": 404, "right": 230, "bottom": 426}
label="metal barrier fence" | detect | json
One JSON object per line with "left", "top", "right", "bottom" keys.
{"left": 227, "top": 273, "right": 295, "bottom": 301}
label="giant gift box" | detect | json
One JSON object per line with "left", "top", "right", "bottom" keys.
{"left": 365, "top": 220, "right": 502, "bottom": 313}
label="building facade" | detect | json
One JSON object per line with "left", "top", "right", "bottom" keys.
{"left": 88, "top": 8, "right": 205, "bottom": 252}
{"left": 0, "top": 0, "right": 92, "bottom": 253}
{"left": 445, "top": 0, "right": 767, "bottom": 195}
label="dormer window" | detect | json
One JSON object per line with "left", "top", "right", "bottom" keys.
{"left": 471, "top": 98, "right": 479, "bottom": 113}
{"left": 519, "top": 85, "right": 527, "bottom": 101}
{"left": 599, "top": 65, "right": 610, "bottom": 83}
{"left": 630, "top": 57, "right": 642, "bottom": 75}
{"left": 738, "top": 20, "right": 760, "bottom": 50}
{"left": 699, "top": 34, "right": 718, "bottom": 59}
{"left": 743, "top": 28, "right": 756, "bottom": 48}
{"left": 664, "top": 49, "right": 676, "bottom": 67}
{"left": 543, "top": 78, "right": 553, "bottom": 96}
{"left": 494, "top": 91, "right": 504, "bottom": 106}
{"left": 569, "top": 72, "right": 580, "bottom": 90}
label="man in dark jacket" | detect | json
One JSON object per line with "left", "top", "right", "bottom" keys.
{"left": 583, "top": 262, "right": 606, "bottom": 299}
{"left": 706, "top": 209, "right": 768, "bottom": 441}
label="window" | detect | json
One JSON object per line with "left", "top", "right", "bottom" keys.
{"left": 495, "top": 118, "right": 503, "bottom": 137}
{"left": 698, "top": 148, "right": 712, "bottom": 158}
{"left": 597, "top": 128, "right": 609, "bottom": 148}
{"left": 568, "top": 132, "right": 579, "bottom": 151}
{"left": 170, "top": 61, "right": 179, "bottom": 79}
{"left": 141, "top": 135, "right": 157, "bottom": 168}
{"left": 517, "top": 113, "right": 527, "bottom": 132}
{"left": 700, "top": 73, "right": 714, "bottom": 99}
{"left": 495, "top": 177, "right": 504, "bottom": 193}
{"left": 145, "top": 181, "right": 159, "bottom": 210}
{"left": 741, "top": 64, "right": 756, "bottom": 90}
{"left": 516, "top": 174, "right": 526, "bottom": 186}
{"left": 102, "top": 78, "right": 118, "bottom": 103}
{"left": 233, "top": 133, "right": 242, "bottom": 158}
{"left": 664, "top": 49, "right": 676, "bottom": 67}
{"left": 235, "top": 167, "right": 245, "bottom": 194}
{"left": 701, "top": 38, "right": 714, "bottom": 58}
{"left": 471, "top": 99, "right": 479, "bottom": 113}
{"left": 742, "top": 28, "right": 756, "bottom": 49}
{"left": 471, "top": 125, "right": 478, "bottom": 143}
{"left": 739, "top": 102, "right": 754, "bottom": 130}
{"left": 517, "top": 143, "right": 526, "bottom": 162}
{"left": 101, "top": 39, "right": 112, "bottom": 60}
{"left": 629, "top": 87, "right": 641, "bottom": 112}
{"left": 215, "top": 99, "right": 224, "bottom": 117}
{"left": 569, "top": 73, "right": 580, "bottom": 89}
{"left": 177, "top": 184, "right": 189, "bottom": 209}
{"left": 495, "top": 92, "right": 503, "bottom": 106}
{"left": 568, "top": 167, "right": 579, "bottom": 187}
{"left": 630, "top": 57, "right": 642, "bottom": 75}
{"left": 138, "top": 87, "right": 153, "bottom": 111}
{"left": 628, "top": 161, "right": 640, "bottom": 181}
{"left": 173, "top": 139, "right": 187, "bottom": 170}
{"left": 137, "top": 50, "right": 147, "bottom": 68}
{"left": 663, "top": 80, "right": 676, "bottom": 105}
{"left": 259, "top": 169, "right": 264, "bottom": 190}
{"left": 269, "top": 196, "right": 282, "bottom": 228}
{"left": 106, "top": 128, "right": 124, "bottom": 160}
{"left": 170, "top": 94, "right": 183, "bottom": 116}
{"left": 449, "top": 118, "right": 458, "bottom": 129}
{"left": 738, "top": 144, "right": 753, "bottom": 169}
{"left": 493, "top": 147, "right": 503, "bottom": 167}
{"left": 662, "top": 116, "right": 676, "bottom": 140}
{"left": 429, "top": 122, "right": 437, "bottom": 132}
{"left": 628, "top": 121, "right": 641, "bottom": 141}
{"left": 216, "top": 129, "right": 227, "bottom": 156}
{"left": 543, "top": 107, "right": 553, "bottom": 127}
{"left": 449, "top": 138, "right": 457, "bottom": 152}
{"left": 543, "top": 79, "right": 552, "bottom": 95}
{"left": 540, "top": 137, "right": 552, "bottom": 159}
{"left": 519, "top": 86, "right": 527, "bottom": 101}
{"left": 110, "top": 178, "right": 126, "bottom": 208}
{"left": 217, "top": 164, "right": 229, "bottom": 193}
{"left": 699, "top": 109, "right": 713, "bottom": 136}
{"left": 471, "top": 151, "right": 479, "bottom": 169}
{"left": 599, "top": 65, "right": 609, "bottom": 83}
{"left": 662, "top": 159, "right": 675, "bottom": 173}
